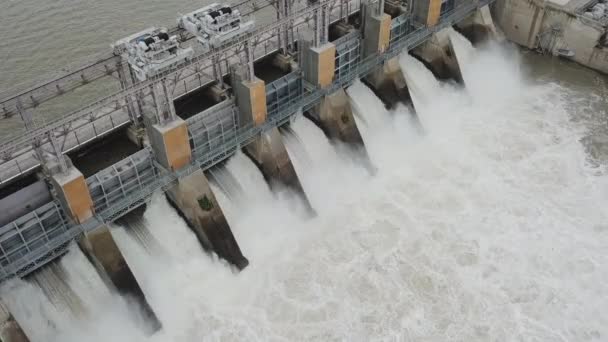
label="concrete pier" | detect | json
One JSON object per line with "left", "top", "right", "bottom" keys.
{"left": 364, "top": 57, "right": 410, "bottom": 108}
{"left": 0, "top": 302, "right": 29, "bottom": 342}
{"left": 300, "top": 42, "right": 336, "bottom": 88}
{"left": 147, "top": 115, "right": 248, "bottom": 269}
{"left": 78, "top": 226, "right": 161, "bottom": 332}
{"left": 311, "top": 88, "right": 365, "bottom": 145}
{"left": 234, "top": 77, "right": 268, "bottom": 127}
{"left": 456, "top": 4, "right": 501, "bottom": 43}
{"left": 50, "top": 167, "right": 94, "bottom": 224}
{"left": 234, "top": 68, "right": 310, "bottom": 207}
{"left": 148, "top": 118, "right": 191, "bottom": 172}
{"left": 299, "top": 36, "right": 366, "bottom": 145}
{"left": 413, "top": 0, "right": 441, "bottom": 26}
{"left": 245, "top": 127, "right": 308, "bottom": 196}
{"left": 361, "top": 2, "right": 409, "bottom": 107}
{"left": 166, "top": 169, "right": 249, "bottom": 270}
{"left": 48, "top": 158, "right": 161, "bottom": 332}
{"left": 362, "top": 4, "right": 391, "bottom": 56}
{"left": 411, "top": 28, "right": 463, "bottom": 82}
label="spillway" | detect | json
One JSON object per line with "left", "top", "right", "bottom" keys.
{"left": 3, "top": 36, "right": 607, "bottom": 341}
{"left": 0, "top": 245, "right": 148, "bottom": 342}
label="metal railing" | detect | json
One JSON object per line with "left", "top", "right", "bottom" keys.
{"left": 266, "top": 71, "right": 304, "bottom": 120}
{"left": 0, "top": 0, "right": 491, "bottom": 283}
{"left": 187, "top": 100, "right": 239, "bottom": 161}
{"left": 86, "top": 149, "right": 158, "bottom": 215}
{"left": 335, "top": 32, "right": 361, "bottom": 82}
{"left": 0, "top": 201, "right": 70, "bottom": 280}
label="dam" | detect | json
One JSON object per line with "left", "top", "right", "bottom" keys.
{"left": 0, "top": 0, "right": 607, "bottom": 340}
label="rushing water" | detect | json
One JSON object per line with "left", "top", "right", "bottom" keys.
{"left": 1, "top": 34, "right": 606, "bottom": 340}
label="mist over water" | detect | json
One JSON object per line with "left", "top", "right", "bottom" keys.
{"left": 2, "top": 39, "right": 607, "bottom": 341}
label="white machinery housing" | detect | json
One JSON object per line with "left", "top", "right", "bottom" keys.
{"left": 113, "top": 27, "right": 194, "bottom": 81}
{"left": 178, "top": 3, "right": 255, "bottom": 52}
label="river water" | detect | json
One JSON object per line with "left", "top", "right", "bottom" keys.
{"left": 1, "top": 2, "right": 607, "bottom": 341}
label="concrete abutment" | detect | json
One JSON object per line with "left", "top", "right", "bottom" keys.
{"left": 492, "top": 0, "right": 608, "bottom": 75}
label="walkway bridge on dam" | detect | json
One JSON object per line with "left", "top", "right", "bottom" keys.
{"left": 0, "top": 0, "right": 494, "bottom": 284}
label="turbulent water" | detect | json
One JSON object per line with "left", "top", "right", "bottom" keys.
{"left": 2, "top": 36, "right": 608, "bottom": 341}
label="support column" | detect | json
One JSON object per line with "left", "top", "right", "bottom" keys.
{"left": 0, "top": 302, "right": 29, "bottom": 342}
{"left": 412, "top": 0, "right": 442, "bottom": 27}
{"left": 455, "top": 4, "right": 502, "bottom": 44}
{"left": 146, "top": 116, "right": 248, "bottom": 269}
{"left": 362, "top": 2, "right": 391, "bottom": 57}
{"left": 234, "top": 77, "right": 267, "bottom": 127}
{"left": 300, "top": 41, "right": 336, "bottom": 88}
{"left": 78, "top": 225, "right": 161, "bottom": 333}
{"left": 232, "top": 66, "right": 311, "bottom": 211}
{"left": 410, "top": 0, "right": 462, "bottom": 82}
{"left": 50, "top": 167, "right": 94, "bottom": 224}
{"left": 364, "top": 57, "right": 411, "bottom": 108}
{"left": 300, "top": 39, "right": 365, "bottom": 146}
{"left": 45, "top": 151, "right": 160, "bottom": 332}
{"left": 361, "top": 1, "right": 409, "bottom": 108}
{"left": 147, "top": 118, "right": 191, "bottom": 172}
{"left": 244, "top": 127, "right": 307, "bottom": 195}
{"left": 166, "top": 170, "right": 248, "bottom": 269}
{"left": 312, "top": 88, "right": 364, "bottom": 145}
{"left": 411, "top": 28, "right": 463, "bottom": 82}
